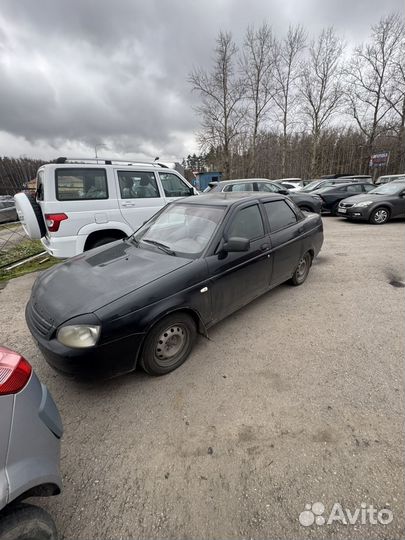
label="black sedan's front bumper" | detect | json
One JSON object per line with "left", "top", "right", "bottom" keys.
{"left": 35, "top": 333, "right": 145, "bottom": 378}
{"left": 26, "top": 312, "right": 145, "bottom": 378}
{"left": 26, "top": 303, "right": 145, "bottom": 378}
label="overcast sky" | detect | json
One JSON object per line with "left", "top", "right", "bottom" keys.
{"left": 0, "top": 0, "right": 402, "bottom": 162}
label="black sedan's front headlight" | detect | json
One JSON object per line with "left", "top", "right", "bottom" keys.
{"left": 57, "top": 325, "right": 101, "bottom": 348}
{"left": 56, "top": 313, "right": 102, "bottom": 348}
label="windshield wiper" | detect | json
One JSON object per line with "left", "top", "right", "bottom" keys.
{"left": 141, "top": 239, "right": 176, "bottom": 255}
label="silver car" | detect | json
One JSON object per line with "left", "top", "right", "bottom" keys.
{"left": 0, "top": 346, "right": 62, "bottom": 540}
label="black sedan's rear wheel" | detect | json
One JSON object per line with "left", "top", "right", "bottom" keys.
{"left": 140, "top": 313, "right": 197, "bottom": 375}
{"left": 299, "top": 205, "right": 312, "bottom": 213}
{"left": 290, "top": 252, "right": 312, "bottom": 286}
{"left": 369, "top": 207, "right": 390, "bottom": 225}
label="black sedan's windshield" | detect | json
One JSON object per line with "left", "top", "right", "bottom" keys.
{"left": 369, "top": 182, "right": 405, "bottom": 195}
{"left": 133, "top": 203, "right": 226, "bottom": 258}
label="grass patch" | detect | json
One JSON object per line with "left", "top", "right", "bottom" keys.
{"left": 0, "top": 239, "right": 60, "bottom": 282}
{"left": 0, "top": 239, "right": 44, "bottom": 267}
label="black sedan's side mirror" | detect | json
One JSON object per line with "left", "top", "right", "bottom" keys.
{"left": 223, "top": 237, "right": 250, "bottom": 252}
{"left": 279, "top": 188, "right": 289, "bottom": 195}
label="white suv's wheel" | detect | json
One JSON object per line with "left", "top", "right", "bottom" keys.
{"left": 14, "top": 193, "right": 46, "bottom": 239}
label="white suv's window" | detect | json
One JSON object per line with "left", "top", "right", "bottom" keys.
{"left": 55, "top": 168, "right": 108, "bottom": 200}
{"left": 118, "top": 171, "right": 160, "bottom": 199}
{"left": 36, "top": 170, "right": 44, "bottom": 201}
{"left": 159, "top": 173, "right": 192, "bottom": 197}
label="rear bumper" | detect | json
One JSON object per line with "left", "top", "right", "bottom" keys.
{"left": 41, "top": 235, "right": 79, "bottom": 259}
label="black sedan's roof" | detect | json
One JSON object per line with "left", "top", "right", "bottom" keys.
{"left": 176, "top": 192, "right": 286, "bottom": 207}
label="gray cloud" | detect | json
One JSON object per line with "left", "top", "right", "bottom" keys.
{"left": 0, "top": 0, "right": 403, "bottom": 161}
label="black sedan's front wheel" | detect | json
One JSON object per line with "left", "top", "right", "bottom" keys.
{"left": 290, "top": 252, "right": 312, "bottom": 286}
{"left": 140, "top": 313, "right": 197, "bottom": 375}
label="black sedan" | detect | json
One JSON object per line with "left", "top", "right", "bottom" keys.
{"left": 311, "top": 182, "right": 375, "bottom": 215}
{"left": 337, "top": 180, "right": 405, "bottom": 224}
{"left": 26, "top": 193, "right": 323, "bottom": 377}
{"left": 205, "top": 179, "right": 323, "bottom": 213}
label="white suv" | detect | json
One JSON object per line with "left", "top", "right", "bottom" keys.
{"left": 15, "top": 157, "right": 198, "bottom": 258}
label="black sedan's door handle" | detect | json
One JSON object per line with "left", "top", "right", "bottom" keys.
{"left": 260, "top": 243, "right": 270, "bottom": 251}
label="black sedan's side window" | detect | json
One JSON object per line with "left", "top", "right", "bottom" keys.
{"left": 228, "top": 205, "right": 264, "bottom": 240}
{"left": 264, "top": 200, "right": 297, "bottom": 232}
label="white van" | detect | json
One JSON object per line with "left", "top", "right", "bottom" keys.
{"left": 15, "top": 157, "right": 198, "bottom": 258}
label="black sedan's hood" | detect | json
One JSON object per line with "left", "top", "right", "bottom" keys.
{"left": 31, "top": 240, "right": 192, "bottom": 326}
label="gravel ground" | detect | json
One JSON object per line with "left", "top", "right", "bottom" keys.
{"left": 0, "top": 216, "right": 404, "bottom": 540}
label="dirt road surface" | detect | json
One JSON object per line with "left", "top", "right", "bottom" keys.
{"left": 0, "top": 217, "right": 404, "bottom": 539}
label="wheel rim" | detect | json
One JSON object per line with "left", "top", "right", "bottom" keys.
{"left": 374, "top": 209, "right": 388, "bottom": 223}
{"left": 155, "top": 324, "right": 189, "bottom": 365}
{"left": 296, "top": 255, "right": 309, "bottom": 280}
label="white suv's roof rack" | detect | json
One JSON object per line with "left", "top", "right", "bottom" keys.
{"left": 54, "top": 157, "right": 169, "bottom": 168}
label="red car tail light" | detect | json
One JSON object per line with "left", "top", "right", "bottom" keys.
{"left": 45, "top": 213, "right": 68, "bottom": 232}
{"left": 0, "top": 347, "right": 32, "bottom": 395}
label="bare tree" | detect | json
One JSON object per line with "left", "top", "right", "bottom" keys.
{"left": 189, "top": 31, "right": 246, "bottom": 178}
{"left": 300, "top": 27, "right": 344, "bottom": 176}
{"left": 239, "top": 23, "right": 276, "bottom": 176}
{"left": 345, "top": 13, "right": 404, "bottom": 170}
{"left": 273, "top": 25, "right": 306, "bottom": 177}
{"left": 383, "top": 20, "right": 405, "bottom": 171}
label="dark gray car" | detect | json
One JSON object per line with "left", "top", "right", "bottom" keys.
{"left": 337, "top": 180, "right": 405, "bottom": 224}
{"left": 0, "top": 198, "right": 18, "bottom": 224}
{"left": 204, "top": 179, "right": 323, "bottom": 213}
{"left": 0, "top": 346, "right": 63, "bottom": 540}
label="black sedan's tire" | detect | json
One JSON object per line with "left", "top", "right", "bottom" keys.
{"left": 140, "top": 313, "right": 197, "bottom": 376}
{"left": 369, "top": 207, "right": 390, "bottom": 225}
{"left": 0, "top": 503, "right": 57, "bottom": 540}
{"left": 299, "top": 206, "right": 312, "bottom": 213}
{"left": 290, "top": 252, "right": 312, "bottom": 286}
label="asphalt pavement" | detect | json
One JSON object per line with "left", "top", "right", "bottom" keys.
{"left": 0, "top": 216, "right": 404, "bottom": 540}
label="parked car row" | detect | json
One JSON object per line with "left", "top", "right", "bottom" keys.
{"left": 204, "top": 179, "right": 323, "bottom": 213}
